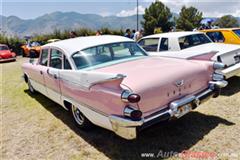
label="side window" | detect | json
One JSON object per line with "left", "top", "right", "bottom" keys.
{"left": 64, "top": 56, "right": 72, "bottom": 70}
{"left": 138, "top": 38, "right": 159, "bottom": 52}
{"left": 50, "top": 49, "right": 63, "bottom": 69}
{"left": 39, "top": 49, "right": 49, "bottom": 66}
{"left": 159, "top": 38, "right": 168, "bottom": 51}
{"left": 206, "top": 32, "right": 225, "bottom": 42}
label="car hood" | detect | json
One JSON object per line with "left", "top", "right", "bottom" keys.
{"left": 96, "top": 57, "right": 213, "bottom": 115}
{"left": 0, "top": 50, "right": 13, "bottom": 58}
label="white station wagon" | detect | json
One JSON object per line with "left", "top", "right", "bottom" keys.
{"left": 138, "top": 31, "right": 240, "bottom": 79}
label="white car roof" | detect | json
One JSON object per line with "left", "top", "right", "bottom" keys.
{"left": 143, "top": 31, "right": 203, "bottom": 39}
{"left": 43, "top": 35, "right": 134, "bottom": 56}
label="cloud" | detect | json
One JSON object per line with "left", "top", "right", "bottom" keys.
{"left": 116, "top": 5, "right": 145, "bottom": 17}
{"left": 99, "top": 11, "right": 112, "bottom": 17}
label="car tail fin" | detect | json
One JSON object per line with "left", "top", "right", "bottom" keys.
{"left": 58, "top": 69, "right": 126, "bottom": 91}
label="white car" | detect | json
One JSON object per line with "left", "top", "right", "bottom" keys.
{"left": 138, "top": 31, "right": 240, "bottom": 78}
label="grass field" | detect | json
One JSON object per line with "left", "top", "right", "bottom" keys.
{"left": 1, "top": 57, "right": 240, "bottom": 160}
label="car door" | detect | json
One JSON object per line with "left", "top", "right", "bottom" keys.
{"left": 29, "top": 48, "right": 49, "bottom": 95}
{"left": 44, "top": 48, "right": 63, "bottom": 104}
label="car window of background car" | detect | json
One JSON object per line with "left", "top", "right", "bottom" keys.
{"left": 0, "top": 45, "right": 9, "bottom": 50}
{"left": 39, "top": 49, "right": 49, "bottom": 66}
{"left": 159, "top": 38, "right": 168, "bottom": 51}
{"left": 206, "top": 32, "right": 225, "bottom": 42}
{"left": 50, "top": 49, "right": 63, "bottom": 69}
{"left": 31, "top": 42, "right": 41, "bottom": 47}
{"left": 233, "top": 29, "right": 240, "bottom": 38}
{"left": 138, "top": 38, "right": 159, "bottom": 52}
{"left": 72, "top": 42, "right": 146, "bottom": 69}
{"left": 179, "top": 34, "right": 211, "bottom": 50}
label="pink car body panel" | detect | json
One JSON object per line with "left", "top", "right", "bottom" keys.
{"left": 22, "top": 35, "right": 228, "bottom": 139}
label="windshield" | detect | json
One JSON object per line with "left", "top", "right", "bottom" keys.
{"left": 72, "top": 42, "right": 147, "bottom": 69}
{"left": 179, "top": 34, "right": 212, "bottom": 50}
{"left": 31, "top": 42, "right": 41, "bottom": 47}
{"left": 0, "top": 45, "right": 9, "bottom": 50}
{"left": 233, "top": 29, "right": 240, "bottom": 38}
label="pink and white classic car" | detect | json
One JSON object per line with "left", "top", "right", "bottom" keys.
{"left": 22, "top": 35, "right": 227, "bottom": 139}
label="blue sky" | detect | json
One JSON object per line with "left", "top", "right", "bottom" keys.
{"left": 1, "top": 0, "right": 240, "bottom": 19}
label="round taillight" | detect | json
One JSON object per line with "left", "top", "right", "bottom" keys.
{"left": 127, "top": 94, "right": 141, "bottom": 103}
{"left": 130, "top": 110, "right": 142, "bottom": 120}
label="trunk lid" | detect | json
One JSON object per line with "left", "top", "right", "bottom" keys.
{"left": 96, "top": 57, "right": 213, "bottom": 115}
{"left": 182, "top": 43, "right": 240, "bottom": 66}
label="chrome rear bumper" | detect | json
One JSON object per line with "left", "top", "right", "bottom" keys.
{"left": 220, "top": 63, "right": 240, "bottom": 79}
{"left": 0, "top": 57, "right": 16, "bottom": 62}
{"left": 109, "top": 80, "right": 228, "bottom": 140}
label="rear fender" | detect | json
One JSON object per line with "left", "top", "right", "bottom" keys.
{"left": 187, "top": 51, "right": 218, "bottom": 61}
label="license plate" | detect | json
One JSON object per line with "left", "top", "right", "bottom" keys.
{"left": 174, "top": 104, "right": 192, "bottom": 118}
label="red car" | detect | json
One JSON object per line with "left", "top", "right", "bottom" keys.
{"left": 0, "top": 44, "right": 16, "bottom": 62}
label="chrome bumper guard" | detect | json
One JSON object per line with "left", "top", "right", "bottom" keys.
{"left": 109, "top": 80, "right": 228, "bottom": 140}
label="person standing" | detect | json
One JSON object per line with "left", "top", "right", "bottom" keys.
{"left": 96, "top": 30, "right": 102, "bottom": 36}
{"left": 133, "top": 29, "right": 144, "bottom": 42}
{"left": 124, "top": 29, "right": 132, "bottom": 38}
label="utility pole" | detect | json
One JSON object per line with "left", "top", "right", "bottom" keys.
{"left": 137, "top": 0, "right": 139, "bottom": 31}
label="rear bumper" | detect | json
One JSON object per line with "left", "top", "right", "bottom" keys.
{"left": 0, "top": 57, "right": 16, "bottom": 62}
{"left": 109, "top": 80, "right": 228, "bottom": 140}
{"left": 221, "top": 63, "right": 240, "bottom": 79}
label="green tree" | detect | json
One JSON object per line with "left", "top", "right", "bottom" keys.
{"left": 142, "top": 1, "right": 173, "bottom": 35}
{"left": 214, "top": 15, "right": 239, "bottom": 28}
{"left": 176, "top": 6, "right": 203, "bottom": 31}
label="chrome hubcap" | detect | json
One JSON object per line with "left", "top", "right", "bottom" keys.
{"left": 28, "top": 80, "right": 34, "bottom": 92}
{"left": 72, "top": 105, "right": 84, "bottom": 125}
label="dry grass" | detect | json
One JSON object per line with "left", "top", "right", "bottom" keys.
{"left": 1, "top": 57, "right": 240, "bottom": 160}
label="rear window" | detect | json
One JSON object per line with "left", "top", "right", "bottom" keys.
{"left": 138, "top": 38, "right": 159, "bottom": 52}
{"left": 72, "top": 42, "right": 147, "bottom": 69}
{"left": 206, "top": 31, "right": 225, "bottom": 42}
{"left": 178, "top": 34, "right": 211, "bottom": 50}
{"left": 233, "top": 29, "right": 240, "bottom": 38}
{"left": 159, "top": 38, "right": 168, "bottom": 51}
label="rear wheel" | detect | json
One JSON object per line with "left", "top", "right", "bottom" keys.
{"left": 28, "top": 79, "right": 36, "bottom": 94}
{"left": 71, "top": 104, "right": 92, "bottom": 129}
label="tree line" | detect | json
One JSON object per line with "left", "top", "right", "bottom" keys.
{"left": 142, "top": 1, "right": 239, "bottom": 34}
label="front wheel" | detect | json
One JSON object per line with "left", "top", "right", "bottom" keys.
{"left": 71, "top": 104, "right": 92, "bottom": 129}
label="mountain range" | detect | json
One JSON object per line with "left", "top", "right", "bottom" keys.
{"left": 0, "top": 12, "right": 144, "bottom": 37}
{"left": 1, "top": 11, "right": 239, "bottom": 37}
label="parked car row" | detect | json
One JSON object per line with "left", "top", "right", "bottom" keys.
{"left": 22, "top": 34, "right": 238, "bottom": 140}
{"left": 138, "top": 31, "right": 240, "bottom": 79}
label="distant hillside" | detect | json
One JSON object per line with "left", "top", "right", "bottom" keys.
{"left": 0, "top": 12, "right": 144, "bottom": 37}
{"left": 0, "top": 11, "right": 239, "bottom": 37}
